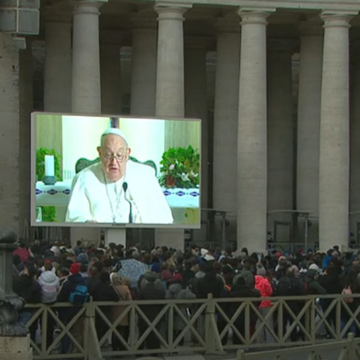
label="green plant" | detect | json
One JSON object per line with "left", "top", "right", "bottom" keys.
{"left": 159, "top": 146, "right": 200, "bottom": 188}
{"left": 36, "top": 148, "right": 62, "bottom": 222}
{"left": 36, "top": 148, "right": 62, "bottom": 181}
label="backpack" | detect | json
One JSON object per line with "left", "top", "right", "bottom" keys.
{"left": 69, "top": 284, "right": 89, "bottom": 305}
{"left": 342, "top": 286, "right": 354, "bottom": 303}
{"left": 276, "top": 276, "right": 293, "bottom": 296}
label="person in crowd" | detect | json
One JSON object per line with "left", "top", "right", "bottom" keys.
{"left": 110, "top": 273, "right": 132, "bottom": 351}
{"left": 166, "top": 273, "right": 196, "bottom": 345}
{"left": 13, "top": 241, "right": 30, "bottom": 263}
{"left": 319, "top": 265, "right": 342, "bottom": 338}
{"left": 138, "top": 262, "right": 166, "bottom": 351}
{"left": 37, "top": 261, "right": 60, "bottom": 349}
{"left": 13, "top": 262, "right": 41, "bottom": 342}
{"left": 254, "top": 266, "right": 274, "bottom": 343}
{"left": 57, "top": 263, "right": 88, "bottom": 354}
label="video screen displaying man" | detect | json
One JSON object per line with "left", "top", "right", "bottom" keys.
{"left": 65, "top": 128, "right": 174, "bottom": 224}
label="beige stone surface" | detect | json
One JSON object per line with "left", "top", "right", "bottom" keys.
{"left": 0, "top": 336, "right": 33, "bottom": 360}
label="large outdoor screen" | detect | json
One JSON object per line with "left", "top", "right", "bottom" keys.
{"left": 31, "top": 112, "right": 201, "bottom": 229}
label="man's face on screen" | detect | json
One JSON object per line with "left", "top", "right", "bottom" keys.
{"left": 97, "top": 134, "right": 131, "bottom": 182}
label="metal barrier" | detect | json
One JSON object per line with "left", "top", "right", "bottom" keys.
{"left": 23, "top": 294, "right": 360, "bottom": 360}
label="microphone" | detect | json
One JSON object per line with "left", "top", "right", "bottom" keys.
{"left": 122, "top": 182, "right": 133, "bottom": 223}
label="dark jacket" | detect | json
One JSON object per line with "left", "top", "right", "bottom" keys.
{"left": 196, "top": 271, "right": 224, "bottom": 299}
{"left": 13, "top": 274, "right": 41, "bottom": 304}
{"left": 138, "top": 272, "right": 166, "bottom": 327}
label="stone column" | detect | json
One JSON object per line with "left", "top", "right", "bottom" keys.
{"left": 100, "top": 31, "right": 123, "bottom": 114}
{"left": 213, "top": 17, "right": 240, "bottom": 240}
{"left": 72, "top": 0, "right": 105, "bottom": 113}
{"left": 267, "top": 39, "right": 295, "bottom": 241}
{"left": 44, "top": 15, "right": 72, "bottom": 112}
{"left": 237, "top": 9, "right": 273, "bottom": 253}
{"left": 297, "top": 23, "right": 324, "bottom": 244}
{"left": 185, "top": 36, "right": 211, "bottom": 208}
{"left": 319, "top": 12, "right": 353, "bottom": 251}
{"left": 154, "top": 2, "right": 191, "bottom": 249}
{"left": 350, "top": 41, "right": 360, "bottom": 240}
{"left": 71, "top": 0, "right": 106, "bottom": 245}
{"left": 130, "top": 14, "right": 157, "bottom": 116}
{"left": 19, "top": 40, "right": 34, "bottom": 236}
{"left": 0, "top": 34, "right": 21, "bottom": 233}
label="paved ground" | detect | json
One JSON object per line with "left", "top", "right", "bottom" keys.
{"left": 106, "top": 348, "right": 341, "bottom": 360}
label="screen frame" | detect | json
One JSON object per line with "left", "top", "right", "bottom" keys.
{"left": 30, "top": 111, "right": 202, "bottom": 229}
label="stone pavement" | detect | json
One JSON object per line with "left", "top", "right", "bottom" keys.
{"left": 112, "top": 348, "right": 340, "bottom": 360}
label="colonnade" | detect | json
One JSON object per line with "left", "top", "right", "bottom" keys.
{"left": 0, "top": 1, "right": 359, "bottom": 252}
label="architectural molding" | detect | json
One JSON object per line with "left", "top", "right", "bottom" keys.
{"left": 321, "top": 11, "right": 354, "bottom": 28}
{"left": 156, "top": 0, "right": 360, "bottom": 13}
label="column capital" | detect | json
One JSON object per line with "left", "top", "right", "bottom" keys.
{"left": 184, "top": 35, "right": 214, "bottom": 50}
{"left": 99, "top": 30, "right": 125, "bottom": 45}
{"left": 267, "top": 38, "right": 299, "bottom": 53}
{"left": 238, "top": 7, "right": 275, "bottom": 25}
{"left": 320, "top": 11, "right": 355, "bottom": 28}
{"left": 298, "top": 21, "right": 324, "bottom": 36}
{"left": 155, "top": 2, "right": 192, "bottom": 20}
{"left": 72, "top": 0, "right": 108, "bottom": 15}
{"left": 215, "top": 14, "right": 241, "bottom": 33}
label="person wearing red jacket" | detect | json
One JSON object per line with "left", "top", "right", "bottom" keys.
{"left": 254, "top": 266, "right": 274, "bottom": 343}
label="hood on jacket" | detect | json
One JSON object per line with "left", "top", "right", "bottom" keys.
{"left": 38, "top": 270, "right": 59, "bottom": 286}
{"left": 144, "top": 271, "right": 160, "bottom": 283}
{"left": 168, "top": 283, "right": 182, "bottom": 297}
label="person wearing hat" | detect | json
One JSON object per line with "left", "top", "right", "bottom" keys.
{"left": 66, "top": 128, "right": 173, "bottom": 224}
{"left": 57, "top": 262, "right": 88, "bottom": 353}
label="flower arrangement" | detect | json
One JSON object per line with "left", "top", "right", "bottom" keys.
{"left": 159, "top": 146, "right": 200, "bottom": 189}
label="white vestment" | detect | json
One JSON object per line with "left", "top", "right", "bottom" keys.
{"left": 65, "top": 161, "right": 174, "bottom": 224}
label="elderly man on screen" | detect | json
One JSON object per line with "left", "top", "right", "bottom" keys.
{"left": 65, "top": 128, "right": 174, "bottom": 224}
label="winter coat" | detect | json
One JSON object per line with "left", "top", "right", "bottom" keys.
{"left": 37, "top": 270, "right": 59, "bottom": 304}
{"left": 138, "top": 272, "right": 166, "bottom": 327}
{"left": 14, "top": 274, "right": 41, "bottom": 304}
{"left": 303, "top": 270, "right": 326, "bottom": 295}
{"left": 196, "top": 271, "right": 224, "bottom": 299}
{"left": 111, "top": 284, "right": 132, "bottom": 326}
{"left": 254, "top": 275, "right": 273, "bottom": 308}
{"left": 166, "top": 282, "right": 196, "bottom": 330}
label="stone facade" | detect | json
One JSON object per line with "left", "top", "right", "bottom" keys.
{"left": 2, "top": 0, "right": 360, "bottom": 252}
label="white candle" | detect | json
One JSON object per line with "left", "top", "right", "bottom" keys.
{"left": 44, "top": 155, "right": 55, "bottom": 177}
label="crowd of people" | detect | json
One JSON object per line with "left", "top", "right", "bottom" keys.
{"left": 11, "top": 239, "right": 360, "bottom": 354}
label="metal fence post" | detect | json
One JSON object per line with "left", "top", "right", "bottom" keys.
{"left": 84, "top": 299, "right": 103, "bottom": 360}
{"left": 347, "top": 333, "right": 355, "bottom": 360}
{"left": 205, "top": 293, "right": 216, "bottom": 354}
{"left": 237, "top": 349, "right": 246, "bottom": 360}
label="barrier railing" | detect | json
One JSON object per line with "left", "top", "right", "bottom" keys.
{"left": 22, "top": 293, "right": 360, "bottom": 360}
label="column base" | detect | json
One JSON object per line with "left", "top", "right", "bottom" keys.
{"left": 104, "top": 228, "right": 126, "bottom": 247}
{"left": 0, "top": 335, "right": 33, "bottom": 360}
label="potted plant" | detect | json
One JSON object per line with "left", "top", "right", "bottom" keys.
{"left": 158, "top": 146, "right": 200, "bottom": 188}
{"left": 36, "top": 148, "right": 62, "bottom": 222}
